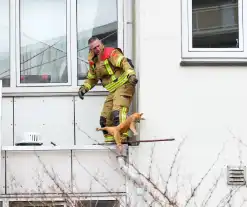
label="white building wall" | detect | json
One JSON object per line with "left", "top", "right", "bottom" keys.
{"left": 1, "top": 96, "right": 108, "bottom": 147}
{"left": 130, "top": 0, "right": 247, "bottom": 206}
{"left": 0, "top": 0, "right": 132, "bottom": 206}
{"left": 3, "top": 149, "right": 125, "bottom": 194}
{"left": 1, "top": 0, "right": 247, "bottom": 206}
{"left": 0, "top": 0, "right": 131, "bottom": 204}
{"left": 0, "top": 95, "right": 127, "bottom": 194}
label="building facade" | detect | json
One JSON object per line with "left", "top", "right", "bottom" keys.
{"left": 0, "top": 0, "right": 247, "bottom": 206}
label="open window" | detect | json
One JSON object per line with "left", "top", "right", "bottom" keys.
{"left": 76, "top": 0, "right": 122, "bottom": 86}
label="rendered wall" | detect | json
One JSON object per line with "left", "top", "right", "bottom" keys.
{"left": 0, "top": 0, "right": 132, "bottom": 204}
{"left": 2, "top": 96, "right": 107, "bottom": 146}
{"left": 129, "top": 0, "right": 247, "bottom": 206}
{"left": 0, "top": 96, "right": 126, "bottom": 198}
{"left": 2, "top": 149, "right": 125, "bottom": 194}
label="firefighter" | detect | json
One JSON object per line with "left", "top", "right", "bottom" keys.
{"left": 78, "top": 36, "right": 138, "bottom": 144}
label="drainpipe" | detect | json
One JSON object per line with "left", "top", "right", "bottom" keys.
{"left": 116, "top": 145, "right": 172, "bottom": 207}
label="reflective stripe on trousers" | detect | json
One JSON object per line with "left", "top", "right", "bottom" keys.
{"left": 120, "top": 107, "right": 129, "bottom": 137}
{"left": 104, "top": 135, "right": 114, "bottom": 142}
{"left": 84, "top": 83, "right": 92, "bottom": 90}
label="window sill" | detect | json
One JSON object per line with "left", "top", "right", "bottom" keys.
{"left": 180, "top": 60, "right": 247, "bottom": 67}
{"left": 1, "top": 85, "right": 108, "bottom": 97}
{"left": 1, "top": 145, "right": 119, "bottom": 151}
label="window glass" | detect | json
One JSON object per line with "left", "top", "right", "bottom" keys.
{"left": 192, "top": 0, "right": 239, "bottom": 48}
{"left": 76, "top": 200, "right": 120, "bottom": 207}
{"left": 77, "top": 0, "right": 118, "bottom": 85}
{"left": 10, "top": 201, "right": 64, "bottom": 207}
{"left": 20, "top": 0, "right": 68, "bottom": 84}
{"left": 10, "top": 201, "right": 119, "bottom": 207}
{"left": 0, "top": 0, "right": 10, "bottom": 87}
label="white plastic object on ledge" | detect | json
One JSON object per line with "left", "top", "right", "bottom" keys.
{"left": 15, "top": 132, "right": 43, "bottom": 146}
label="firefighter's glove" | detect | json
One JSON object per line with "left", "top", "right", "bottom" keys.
{"left": 128, "top": 75, "right": 138, "bottom": 85}
{"left": 78, "top": 86, "right": 87, "bottom": 100}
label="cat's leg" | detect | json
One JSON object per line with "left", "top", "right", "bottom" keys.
{"left": 130, "top": 122, "right": 138, "bottom": 136}
{"left": 113, "top": 130, "right": 122, "bottom": 146}
{"left": 113, "top": 130, "right": 124, "bottom": 154}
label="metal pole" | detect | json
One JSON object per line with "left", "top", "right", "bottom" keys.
{"left": 122, "top": 138, "right": 175, "bottom": 144}
{"left": 94, "top": 138, "right": 175, "bottom": 145}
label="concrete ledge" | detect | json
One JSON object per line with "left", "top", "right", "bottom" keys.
{"left": 2, "top": 145, "right": 118, "bottom": 151}
{"left": 0, "top": 192, "right": 126, "bottom": 199}
{"left": 1, "top": 85, "right": 108, "bottom": 97}
{"left": 2, "top": 91, "right": 109, "bottom": 97}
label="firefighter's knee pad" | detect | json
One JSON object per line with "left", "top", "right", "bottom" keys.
{"left": 112, "top": 110, "right": 120, "bottom": 126}
{"left": 99, "top": 116, "right": 108, "bottom": 135}
{"left": 100, "top": 116, "right": 106, "bottom": 127}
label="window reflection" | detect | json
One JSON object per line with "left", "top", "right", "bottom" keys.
{"left": 77, "top": 0, "right": 118, "bottom": 85}
{"left": 20, "top": 0, "right": 68, "bottom": 84}
{"left": 0, "top": 0, "right": 10, "bottom": 87}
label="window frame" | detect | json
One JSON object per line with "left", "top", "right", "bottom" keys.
{"left": 15, "top": 0, "right": 72, "bottom": 87}
{"left": 1, "top": 0, "right": 12, "bottom": 88}
{"left": 0, "top": 0, "right": 11, "bottom": 88}
{"left": 181, "top": 0, "right": 246, "bottom": 59}
{"left": 74, "top": 0, "right": 124, "bottom": 90}
{"left": 3, "top": 0, "right": 128, "bottom": 94}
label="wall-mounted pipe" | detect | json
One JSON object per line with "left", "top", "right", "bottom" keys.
{"left": 117, "top": 147, "right": 174, "bottom": 207}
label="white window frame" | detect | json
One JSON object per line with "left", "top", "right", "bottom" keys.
{"left": 73, "top": 0, "right": 124, "bottom": 91}
{"left": 118, "top": 0, "right": 124, "bottom": 52}
{"left": 15, "top": 0, "right": 72, "bottom": 87}
{"left": 181, "top": 0, "right": 246, "bottom": 59}
{"left": 3, "top": 0, "right": 128, "bottom": 94}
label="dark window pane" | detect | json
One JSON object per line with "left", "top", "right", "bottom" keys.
{"left": 192, "top": 0, "right": 239, "bottom": 48}
{"left": 0, "top": 0, "right": 10, "bottom": 87}
{"left": 20, "top": 0, "right": 68, "bottom": 84}
{"left": 10, "top": 201, "right": 64, "bottom": 207}
{"left": 10, "top": 200, "right": 120, "bottom": 207}
{"left": 77, "top": 0, "right": 118, "bottom": 84}
{"left": 76, "top": 200, "right": 120, "bottom": 207}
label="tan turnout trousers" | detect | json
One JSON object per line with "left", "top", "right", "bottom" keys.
{"left": 100, "top": 82, "right": 135, "bottom": 143}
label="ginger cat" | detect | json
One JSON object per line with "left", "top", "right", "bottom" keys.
{"left": 96, "top": 112, "right": 145, "bottom": 151}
